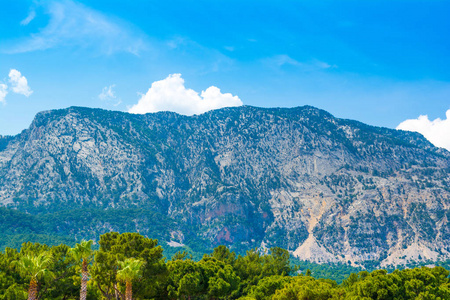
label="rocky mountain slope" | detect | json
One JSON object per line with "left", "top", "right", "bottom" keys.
{"left": 1, "top": 105, "right": 449, "bottom": 266}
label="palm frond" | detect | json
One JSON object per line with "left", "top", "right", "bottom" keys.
{"left": 116, "top": 258, "right": 145, "bottom": 283}
{"left": 70, "top": 240, "right": 94, "bottom": 263}
{"left": 13, "top": 252, "right": 54, "bottom": 280}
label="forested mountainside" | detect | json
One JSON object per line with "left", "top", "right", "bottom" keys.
{"left": 0, "top": 105, "right": 449, "bottom": 267}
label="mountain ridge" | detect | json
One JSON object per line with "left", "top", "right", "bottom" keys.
{"left": 1, "top": 105, "right": 449, "bottom": 267}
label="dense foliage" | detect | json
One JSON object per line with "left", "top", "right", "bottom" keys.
{"left": 1, "top": 232, "right": 450, "bottom": 299}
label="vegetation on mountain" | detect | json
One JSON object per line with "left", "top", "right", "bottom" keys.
{"left": 1, "top": 232, "right": 450, "bottom": 299}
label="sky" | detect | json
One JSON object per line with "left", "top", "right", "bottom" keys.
{"left": 0, "top": 0, "right": 449, "bottom": 149}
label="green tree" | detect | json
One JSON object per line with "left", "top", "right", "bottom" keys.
{"left": 44, "top": 243, "right": 79, "bottom": 299}
{"left": 272, "top": 276, "right": 344, "bottom": 300}
{"left": 2, "top": 242, "right": 79, "bottom": 299}
{"left": 200, "top": 256, "right": 240, "bottom": 299}
{"left": 91, "top": 232, "right": 166, "bottom": 299}
{"left": 344, "top": 269, "right": 401, "bottom": 299}
{"left": 178, "top": 272, "right": 202, "bottom": 300}
{"left": 345, "top": 267, "right": 450, "bottom": 300}
{"left": 13, "top": 252, "right": 53, "bottom": 300}
{"left": 70, "top": 240, "right": 94, "bottom": 300}
{"left": 209, "top": 245, "right": 237, "bottom": 266}
{"left": 234, "top": 247, "right": 293, "bottom": 296}
{"left": 166, "top": 258, "right": 204, "bottom": 299}
{"left": 116, "top": 258, "right": 144, "bottom": 300}
{"left": 262, "top": 247, "right": 292, "bottom": 276}
{"left": 0, "top": 247, "right": 26, "bottom": 300}
{"left": 246, "top": 275, "right": 293, "bottom": 300}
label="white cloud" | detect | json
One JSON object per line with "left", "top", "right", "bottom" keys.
{"left": 165, "top": 36, "right": 235, "bottom": 74}
{"left": 267, "top": 55, "right": 301, "bottom": 67}
{"left": 20, "top": 10, "right": 36, "bottom": 26}
{"left": 8, "top": 69, "right": 33, "bottom": 97}
{"left": 167, "top": 36, "right": 186, "bottom": 50}
{"left": 263, "top": 55, "right": 335, "bottom": 71}
{"left": 128, "top": 74, "right": 243, "bottom": 115}
{"left": 397, "top": 110, "right": 450, "bottom": 151}
{"left": 0, "top": 84, "right": 8, "bottom": 104}
{"left": 314, "top": 60, "right": 333, "bottom": 69}
{"left": 99, "top": 85, "right": 121, "bottom": 106}
{"left": 4, "top": 0, "right": 146, "bottom": 55}
{"left": 99, "top": 85, "right": 115, "bottom": 101}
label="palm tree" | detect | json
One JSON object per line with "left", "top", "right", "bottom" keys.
{"left": 70, "top": 240, "right": 94, "bottom": 300}
{"left": 13, "top": 252, "right": 53, "bottom": 300}
{"left": 116, "top": 258, "right": 145, "bottom": 300}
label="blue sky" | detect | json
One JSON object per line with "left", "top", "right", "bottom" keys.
{"left": 1, "top": 0, "right": 449, "bottom": 141}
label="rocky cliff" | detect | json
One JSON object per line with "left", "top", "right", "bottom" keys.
{"left": 1, "top": 106, "right": 449, "bottom": 266}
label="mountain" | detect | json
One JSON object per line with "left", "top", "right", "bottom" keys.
{"left": 1, "top": 105, "right": 449, "bottom": 267}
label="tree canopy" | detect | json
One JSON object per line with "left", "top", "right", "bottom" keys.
{"left": 1, "top": 232, "right": 450, "bottom": 299}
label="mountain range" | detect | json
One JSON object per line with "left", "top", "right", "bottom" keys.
{"left": 0, "top": 105, "right": 449, "bottom": 267}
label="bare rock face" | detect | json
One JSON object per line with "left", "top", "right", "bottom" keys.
{"left": 1, "top": 105, "right": 450, "bottom": 266}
